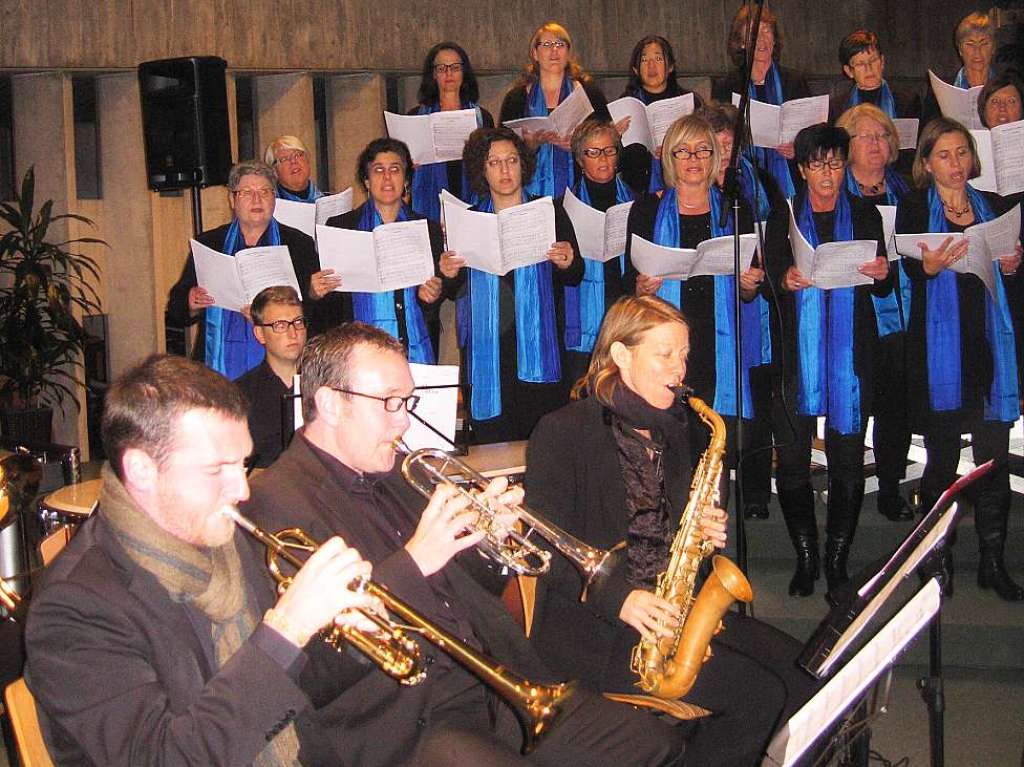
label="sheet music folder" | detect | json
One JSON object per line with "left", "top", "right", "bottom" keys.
{"left": 797, "top": 460, "right": 994, "bottom": 679}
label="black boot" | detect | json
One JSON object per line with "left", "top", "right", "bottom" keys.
{"left": 978, "top": 539, "right": 1024, "bottom": 602}
{"left": 779, "top": 485, "right": 819, "bottom": 597}
{"left": 877, "top": 489, "right": 914, "bottom": 521}
{"left": 825, "top": 479, "right": 864, "bottom": 603}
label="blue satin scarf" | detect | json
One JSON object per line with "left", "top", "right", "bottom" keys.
{"left": 205, "top": 219, "right": 273, "bottom": 379}
{"left": 351, "top": 202, "right": 435, "bottom": 364}
{"left": 793, "top": 191, "right": 862, "bottom": 434}
{"left": 651, "top": 187, "right": 767, "bottom": 417}
{"left": 747, "top": 63, "right": 795, "bottom": 199}
{"left": 564, "top": 176, "right": 634, "bottom": 352}
{"left": 845, "top": 167, "right": 911, "bottom": 336}
{"left": 848, "top": 79, "right": 896, "bottom": 118}
{"left": 466, "top": 195, "right": 561, "bottom": 420}
{"left": 276, "top": 181, "right": 323, "bottom": 202}
{"left": 525, "top": 77, "right": 575, "bottom": 199}
{"left": 925, "top": 185, "right": 1019, "bottom": 421}
{"left": 954, "top": 67, "right": 995, "bottom": 90}
{"left": 410, "top": 102, "right": 484, "bottom": 221}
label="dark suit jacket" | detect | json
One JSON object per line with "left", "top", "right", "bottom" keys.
{"left": 166, "top": 222, "right": 320, "bottom": 363}
{"left": 24, "top": 511, "right": 342, "bottom": 766}
{"left": 523, "top": 396, "right": 693, "bottom": 691}
{"left": 242, "top": 433, "right": 558, "bottom": 767}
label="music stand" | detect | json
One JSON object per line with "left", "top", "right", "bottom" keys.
{"left": 761, "top": 577, "right": 943, "bottom": 766}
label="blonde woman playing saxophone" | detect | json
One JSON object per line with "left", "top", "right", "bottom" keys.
{"left": 525, "top": 295, "right": 821, "bottom": 767}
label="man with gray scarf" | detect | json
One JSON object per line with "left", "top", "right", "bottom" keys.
{"left": 25, "top": 354, "right": 377, "bottom": 766}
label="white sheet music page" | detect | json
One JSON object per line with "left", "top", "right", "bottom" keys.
{"left": 893, "top": 232, "right": 968, "bottom": 259}
{"left": 314, "top": 188, "right": 354, "bottom": 225}
{"left": 191, "top": 239, "right": 247, "bottom": 312}
{"left": 384, "top": 111, "right": 436, "bottom": 165}
{"left": 497, "top": 196, "right": 557, "bottom": 274}
{"left": 234, "top": 246, "right": 301, "bottom": 304}
{"left": 689, "top": 234, "right": 759, "bottom": 277}
{"left": 373, "top": 219, "right": 435, "bottom": 291}
{"left": 430, "top": 109, "right": 479, "bottom": 162}
{"left": 893, "top": 118, "right": 919, "bottom": 150}
{"left": 273, "top": 198, "right": 315, "bottom": 238}
{"left": 971, "top": 129, "right": 998, "bottom": 192}
{"left": 992, "top": 120, "right": 1024, "bottom": 195}
{"left": 562, "top": 187, "right": 606, "bottom": 261}
{"left": 929, "top": 70, "right": 984, "bottom": 130}
{"left": 779, "top": 95, "right": 830, "bottom": 145}
{"left": 503, "top": 115, "right": 554, "bottom": 137}
{"left": 405, "top": 363, "right": 460, "bottom": 451}
{"left": 810, "top": 241, "right": 877, "bottom": 289}
{"left": 787, "top": 201, "right": 818, "bottom": 278}
{"left": 439, "top": 188, "right": 472, "bottom": 211}
{"left": 443, "top": 201, "right": 502, "bottom": 274}
{"left": 607, "top": 96, "right": 653, "bottom": 150}
{"left": 315, "top": 226, "right": 382, "bottom": 292}
{"left": 629, "top": 234, "right": 699, "bottom": 280}
{"left": 738, "top": 94, "right": 783, "bottom": 147}
{"left": 646, "top": 93, "right": 696, "bottom": 150}
{"left": 603, "top": 201, "right": 634, "bottom": 261}
{"left": 548, "top": 85, "right": 594, "bottom": 137}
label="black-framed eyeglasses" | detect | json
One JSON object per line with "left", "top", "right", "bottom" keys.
{"left": 257, "top": 317, "right": 307, "bottom": 334}
{"left": 330, "top": 387, "right": 420, "bottom": 413}
{"left": 536, "top": 40, "right": 567, "bottom": 50}
{"left": 433, "top": 62, "right": 463, "bottom": 75}
{"left": 806, "top": 158, "right": 846, "bottom": 171}
{"left": 670, "top": 147, "right": 714, "bottom": 160}
{"left": 582, "top": 146, "right": 619, "bottom": 158}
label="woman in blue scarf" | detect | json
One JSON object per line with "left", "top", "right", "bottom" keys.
{"left": 923, "top": 12, "right": 998, "bottom": 126}
{"left": 836, "top": 103, "right": 916, "bottom": 523}
{"left": 408, "top": 42, "right": 494, "bottom": 222}
{"left": 561, "top": 117, "right": 635, "bottom": 389}
{"left": 499, "top": 22, "right": 609, "bottom": 202}
{"left": 713, "top": 5, "right": 811, "bottom": 201}
{"left": 765, "top": 124, "right": 892, "bottom": 601}
{"left": 446, "top": 127, "right": 583, "bottom": 443}
{"left": 323, "top": 139, "right": 449, "bottom": 363}
{"left": 166, "top": 160, "right": 321, "bottom": 380}
{"left": 264, "top": 135, "right": 324, "bottom": 203}
{"left": 623, "top": 114, "right": 768, "bottom": 509}
{"left": 897, "top": 118, "right": 1024, "bottom": 601}
{"left": 616, "top": 35, "right": 704, "bottom": 195}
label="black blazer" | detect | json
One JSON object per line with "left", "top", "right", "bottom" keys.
{"left": 24, "top": 512, "right": 342, "bottom": 766}
{"left": 524, "top": 396, "right": 693, "bottom": 691}
{"left": 242, "top": 434, "right": 558, "bottom": 767}
{"left": 166, "top": 222, "right": 320, "bottom": 363}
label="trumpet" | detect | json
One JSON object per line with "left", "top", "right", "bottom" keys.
{"left": 223, "top": 508, "right": 426, "bottom": 686}
{"left": 225, "top": 508, "right": 576, "bottom": 754}
{"left": 395, "top": 441, "right": 613, "bottom": 587}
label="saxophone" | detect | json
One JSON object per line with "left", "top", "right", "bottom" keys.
{"left": 629, "top": 387, "right": 754, "bottom": 700}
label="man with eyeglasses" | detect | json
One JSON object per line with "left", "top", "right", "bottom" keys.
{"left": 167, "top": 160, "right": 323, "bottom": 380}
{"left": 235, "top": 286, "right": 307, "bottom": 468}
{"left": 242, "top": 322, "right": 687, "bottom": 767}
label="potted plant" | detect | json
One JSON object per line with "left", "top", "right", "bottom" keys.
{"left": 0, "top": 166, "right": 103, "bottom": 445}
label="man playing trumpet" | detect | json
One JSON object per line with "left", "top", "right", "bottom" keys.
{"left": 244, "top": 322, "right": 687, "bottom": 766}
{"left": 25, "top": 354, "right": 378, "bottom": 766}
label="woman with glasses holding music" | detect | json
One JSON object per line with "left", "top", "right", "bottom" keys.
{"left": 167, "top": 160, "right": 321, "bottom": 379}
{"left": 896, "top": 117, "right": 1024, "bottom": 601}
{"left": 623, "top": 114, "right": 768, "bottom": 506}
{"left": 408, "top": 42, "right": 495, "bottom": 221}
{"left": 322, "top": 138, "right": 448, "bottom": 364}
{"left": 499, "top": 21, "right": 609, "bottom": 201}
{"left": 444, "top": 126, "right": 583, "bottom": 443}
{"left": 923, "top": 12, "right": 999, "bottom": 126}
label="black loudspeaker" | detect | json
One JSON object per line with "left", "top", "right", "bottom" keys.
{"left": 138, "top": 56, "right": 232, "bottom": 190}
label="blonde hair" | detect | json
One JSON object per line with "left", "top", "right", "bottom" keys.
{"left": 263, "top": 135, "right": 309, "bottom": 166}
{"left": 955, "top": 11, "right": 993, "bottom": 47}
{"left": 575, "top": 296, "right": 689, "bottom": 405}
{"left": 660, "top": 114, "right": 720, "bottom": 189}
{"left": 912, "top": 117, "right": 981, "bottom": 188}
{"left": 836, "top": 103, "right": 901, "bottom": 166}
{"left": 517, "top": 21, "right": 590, "bottom": 87}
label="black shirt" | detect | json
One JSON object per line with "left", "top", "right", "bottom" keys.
{"left": 234, "top": 359, "right": 295, "bottom": 469}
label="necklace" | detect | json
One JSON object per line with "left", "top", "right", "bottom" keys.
{"left": 942, "top": 197, "right": 971, "bottom": 218}
{"left": 857, "top": 179, "right": 885, "bottom": 196}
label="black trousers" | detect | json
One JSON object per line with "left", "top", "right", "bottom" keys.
{"left": 921, "top": 418, "right": 1011, "bottom": 544}
{"left": 871, "top": 333, "right": 912, "bottom": 493}
{"left": 775, "top": 413, "right": 868, "bottom": 492}
{"left": 412, "top": 682, "right": 687, "bottom": 766}
{"left": 740, "top": 364, "right": 779, "bottom": 506}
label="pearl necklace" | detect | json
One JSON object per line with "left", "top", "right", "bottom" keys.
{"left": 942, "top": 198, "right": 971, "bottom": 218}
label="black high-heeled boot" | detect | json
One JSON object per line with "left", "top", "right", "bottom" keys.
{"left": 978, "top": 538, "right": 1024, "bottom": 602}
{"left": 779, "top": 485, "right": 819, "bottom": 597}
{"left": 825, "top": 479, "right": 864, "bottom": 603}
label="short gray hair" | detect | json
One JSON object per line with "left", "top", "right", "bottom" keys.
{"left": 263, "top": 135, "right": 309, "bottom": 166}
{"left": 227, "top": 160, "right": 277, "bottom": 192}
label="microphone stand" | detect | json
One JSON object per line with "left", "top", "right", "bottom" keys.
{"left": 720, "top": 0, "right": 768, "bottom": 604}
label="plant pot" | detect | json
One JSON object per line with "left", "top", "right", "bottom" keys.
{"left": 0, "top": 406, "right": 54, "bottom": 447}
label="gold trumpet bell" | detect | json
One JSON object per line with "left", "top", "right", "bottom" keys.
{"left": 516, "top": 680, "right": 579, "bottom": 755}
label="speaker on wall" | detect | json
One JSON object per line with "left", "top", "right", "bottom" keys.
{"left": 138, "top": 56, "right": 232, "bottom": 191}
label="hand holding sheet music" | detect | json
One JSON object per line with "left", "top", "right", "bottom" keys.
{"left": 607, "top": 93, "right": 695, "bottom": 152}
{"left": 629, "top": 233, "right": 758, "bottom": 280}
{"left": 272, "top": 188, "right": 354, "bottom": 238}
{"left": 504, "top": 86, "right": 594, "bottom": 139}
{"left": 562, "top": 188, "right": 633, "bottom": 262}
{"left": 384, "top": 109, "right": 478, "bottom": 165}
{"left": 315, "top": 219, "right": 435, "bottom": 293}
{"left": 787, "top": 204, "right": 875, "bottom": 289}
{"left": 443, "top": 196, "right": 557, "bottom": 275}
{"left": 191, "top": 241, "right": 301, "bottom": 312}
